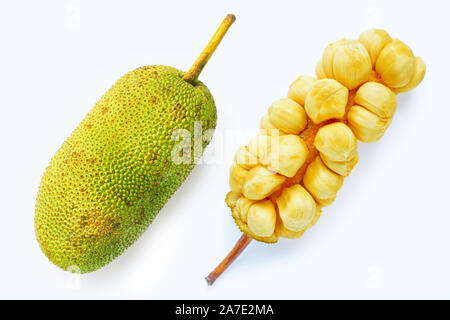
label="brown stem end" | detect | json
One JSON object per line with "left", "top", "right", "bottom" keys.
{"left": 205, "top": 233, "right": 252, "bottom": 286}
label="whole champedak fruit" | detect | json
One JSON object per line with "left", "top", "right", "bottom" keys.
{"left": 35, "top": 15, "right": 235, "bottom": 273}
{"left": 35, "top": 66, "right": 214, "bottom": 273}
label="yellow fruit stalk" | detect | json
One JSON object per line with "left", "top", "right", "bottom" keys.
{"left": 206, "top": 29, "right": 425, "bottom": 285}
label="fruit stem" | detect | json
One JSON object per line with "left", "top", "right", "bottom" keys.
{"left": 183, "top": 14, "right": 236, "bottom": 83}
{"left": 205, "top": 233, "right": 252, "bottom": 285}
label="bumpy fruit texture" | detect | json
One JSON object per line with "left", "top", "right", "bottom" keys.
{"left": 226, "top": 29, "right": 425, "bottom": 243}
{"left": 35, "top": 66, "right": 216, "bottom": 272}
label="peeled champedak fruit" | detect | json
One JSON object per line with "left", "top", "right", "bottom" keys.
{"left": 224, "top": 28, "right": 425, "bottom": 244}
{"left": 207, "top": 28, "right": 426, "bottom": 286}
{"left": 35, "top": 15, "right": 236, "bottom": 273}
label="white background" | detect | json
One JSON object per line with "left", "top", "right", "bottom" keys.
{"left": 0, "top": 0, "right": 449, "bottom": 299}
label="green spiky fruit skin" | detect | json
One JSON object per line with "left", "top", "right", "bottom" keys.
{"left": 35, "top": 65, "right": 216, "bottom": 273}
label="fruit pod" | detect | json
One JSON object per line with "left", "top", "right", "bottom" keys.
{"left": 34, "top": 15, "right": 236, "bottom": 273}
{"left": 207, "top": 28, "right": 425, "bottom": 285}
